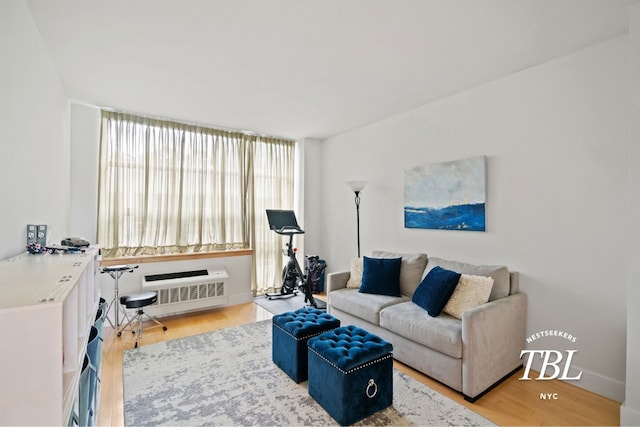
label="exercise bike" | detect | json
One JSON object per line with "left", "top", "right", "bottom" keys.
{"left": 265, "top": 209, "right": 326, "bottom": 310}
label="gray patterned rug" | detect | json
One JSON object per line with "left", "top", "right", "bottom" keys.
{"left": 123, "top": 320, "right": 494, "bottom": 426}
{"left": 253, "top": 292, "right": 310, "bottom": 314}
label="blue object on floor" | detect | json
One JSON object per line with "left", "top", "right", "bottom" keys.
{"left": 99, "top": 297, "right": 108, "bottom": 318}
{"left": 87, "top": 325, "right": 103, "bottom": 425}
{"left": 308, "top": 325, "right": 394, "bottom": 426}
{"left": 78, "top": 354, "right": 92, "bottom": 427}
{"left": 94, "top": 307, "right": 105, "bottom": 339}
{"left": 272, "top": 307, "right": 340, "bottom": 383}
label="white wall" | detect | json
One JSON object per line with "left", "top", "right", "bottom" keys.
{"left": 320, "top": 36, "right": 629, "bottom": 401}
{"left": 0, "top": 0, "right": 70, "bottom": 260}
{"left": 622, "top": 4, "right": 640, "bottom": 425}
{"left": 69, "top": 103, "right": 101, "bottom": 242}
{"left": 300, "top": 138, "right": 324, "bottom": 258}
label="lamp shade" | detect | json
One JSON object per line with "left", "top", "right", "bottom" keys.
{"left": 346, "top": 181, "right": 367, "bottom": 193}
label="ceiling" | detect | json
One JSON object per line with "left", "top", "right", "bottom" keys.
{"left": 26, "top": 0, "right": 637, "bottom": 140}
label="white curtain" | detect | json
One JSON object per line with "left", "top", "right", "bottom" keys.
{"left": 251, "top": 138, "right": 296, "bottom": 294}
{"left": 97, "top": 111, "right": 295, "bottom": 294}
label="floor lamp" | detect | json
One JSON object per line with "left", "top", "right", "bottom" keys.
{"left": 346, "top": 181, "right": 367, "bottom": 258}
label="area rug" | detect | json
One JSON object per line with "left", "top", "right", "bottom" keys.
{"left": 254, "top": 293, "right": 325, "bottom": 314}
{"left": 123, "top": 320, "right": 494, "bottom": 426}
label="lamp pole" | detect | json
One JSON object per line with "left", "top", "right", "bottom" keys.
{"left": 346, "top": 181, "right": 367, "bottom": 258}
{"left": 354, "top": 190, "right": 362, "bottom": 258}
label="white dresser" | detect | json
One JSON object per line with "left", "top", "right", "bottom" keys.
{"left": 0, "top": 248, "right": 99, "bottom": 426}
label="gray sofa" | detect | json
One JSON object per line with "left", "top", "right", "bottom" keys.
{"left": 326, "top": 250, "right": 527, "bottom": 402}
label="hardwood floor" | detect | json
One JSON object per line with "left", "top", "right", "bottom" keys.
{"left": 97, "top": 302, "right": 620, "bottom": 426}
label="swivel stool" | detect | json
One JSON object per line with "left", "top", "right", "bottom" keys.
{"left": 117, "top": 291, "right": 167, "bottom": 348}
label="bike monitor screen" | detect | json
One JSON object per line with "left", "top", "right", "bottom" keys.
{"left": 266, "top": 209, "right": 302, "bottom": 232}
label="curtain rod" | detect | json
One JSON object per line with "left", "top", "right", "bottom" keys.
{"left": 76, "top": 101, "right": 296, "bottom": 143}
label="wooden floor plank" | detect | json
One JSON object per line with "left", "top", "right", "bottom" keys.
{"left": 97, "top": 302, "right": 620, "bottom": 426}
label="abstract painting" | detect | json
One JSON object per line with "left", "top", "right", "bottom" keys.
{"left": 404, "top": 156, "right": 486, "bottom": 231}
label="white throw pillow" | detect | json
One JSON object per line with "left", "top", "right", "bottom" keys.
{"left": 346, "top": 257, "right": 363, "bottom": 288}
{"left": 443, "top": 274, "right": 494, "bottom": 319}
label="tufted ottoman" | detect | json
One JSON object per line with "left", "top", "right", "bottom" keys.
{"left": 307, "top": 325, "right": 394, "bottom": 425}
{"left": 272, "top": 307, "right": 341, "bottom": 383}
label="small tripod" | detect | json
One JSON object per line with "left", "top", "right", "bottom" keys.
{"left": 101, "top": 264, "right": 138, "bottom": 328}
{"left": 265, "top": 210, "right": 325, "bottom": 309}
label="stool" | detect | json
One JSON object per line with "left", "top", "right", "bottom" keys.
{"left": 101, "top": 264, "right": 138, "bottom": 328}
{"left": 308, "top": 325, "right": 393, "bottom": 425}
{"left": 272, "top": 307, "right": 340, "bottom": 383}
{"left": 117, "top": 291, "right": 167, "bottom": 348}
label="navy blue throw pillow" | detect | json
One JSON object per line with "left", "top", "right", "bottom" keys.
{"left": 412, "top": 266, "right": 461, "bottom": 317}
{"left": 358, "top": 256, "right": 402, "bottom": 297}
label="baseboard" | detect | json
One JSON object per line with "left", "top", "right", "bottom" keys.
{"left": 621, "top": 401, "right": 640, "bottom": 426}
{"left": 464, "top": 365, "right": 523, "bottom": 403}
{"left": 228, "top": 292, "right": 254, "bottom": 306}
{"left": 531, "top": 360, "right": 625, "bottom": 402}
{"left": 140, "top": 293, "right": 253, "bottom": 319}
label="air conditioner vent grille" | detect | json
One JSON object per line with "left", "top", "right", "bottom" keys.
{"left": 153, "top": 281, "right": 225, "bottom": 306}
{"left": 145, "top": 269, "right": 209, "bottom": 282}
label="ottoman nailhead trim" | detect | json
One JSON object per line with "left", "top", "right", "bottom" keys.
{"left": 309, "top": 347, "right": 393, "bottom": 375}
{"left": 273, "top": 323, "right": 339, "bottom": 342}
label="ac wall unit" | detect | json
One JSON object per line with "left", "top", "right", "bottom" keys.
{"left": 141, "top": 267, "right": 228, "bottom": 307}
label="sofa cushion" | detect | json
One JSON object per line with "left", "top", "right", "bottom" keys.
{"left": 359, "top": 256, "right": 402, "bottom": 297}
{"left": 346, "top": 257, "right": 363, "bottom": 288}
{"left": 412, "top": 266, "right": 461, "bottom": 317}
{"left": 443, "top": 274, "right": 494, "bottom": 319}
{"left": 330, "top": 288, "right": 408, "bottom": 325}
{"left": 371, "top": 250, "right": 428, "bottom": 297}
{"left": 425, "top": 257, "right": 510, "bottom": 301}
{"left": 379, "top": 301, "right": 462, "bottom": 359}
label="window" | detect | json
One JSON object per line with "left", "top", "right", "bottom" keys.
{"left": 97, "top": 111, "right": 295, "bottom": 294}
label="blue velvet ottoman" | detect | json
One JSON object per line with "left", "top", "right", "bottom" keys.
{"left": 272, "top": 307, "right": 341, "bottom": 383}
{"left": 308, "top": 325, "right": 394, "bottom": 425}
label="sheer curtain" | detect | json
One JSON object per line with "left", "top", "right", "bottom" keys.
{"left": 97, "top": 111, "right": 295, "bottom": 294}
{"left": 250, "top": 138, "right": 296, "bottom": 294}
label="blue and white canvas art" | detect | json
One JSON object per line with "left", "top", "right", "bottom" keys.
{"left": 404, "top": 156, "right": 486, "bottom": 231}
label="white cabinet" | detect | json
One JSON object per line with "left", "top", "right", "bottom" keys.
{"left": 0, "top": 248, "right": 99, "bottom": 426}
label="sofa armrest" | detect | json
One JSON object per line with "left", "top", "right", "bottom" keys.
{"left": 461, "top": 292, "right": 527, "bottom": 400}
{"left": 509, "top": 271, "right": 520, "bottom": 295}
{"left": 326, "top": 271, "right": 350, "bottom": 312}
{"left": 326, "top": 271, "right": 350, "bottom": 294}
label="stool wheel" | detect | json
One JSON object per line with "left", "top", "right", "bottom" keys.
{"left": 163, "top": 326, "right": 168, "bottom": 331}
{"left": 117, "top": 331, "right": 122, "bottom": 337}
